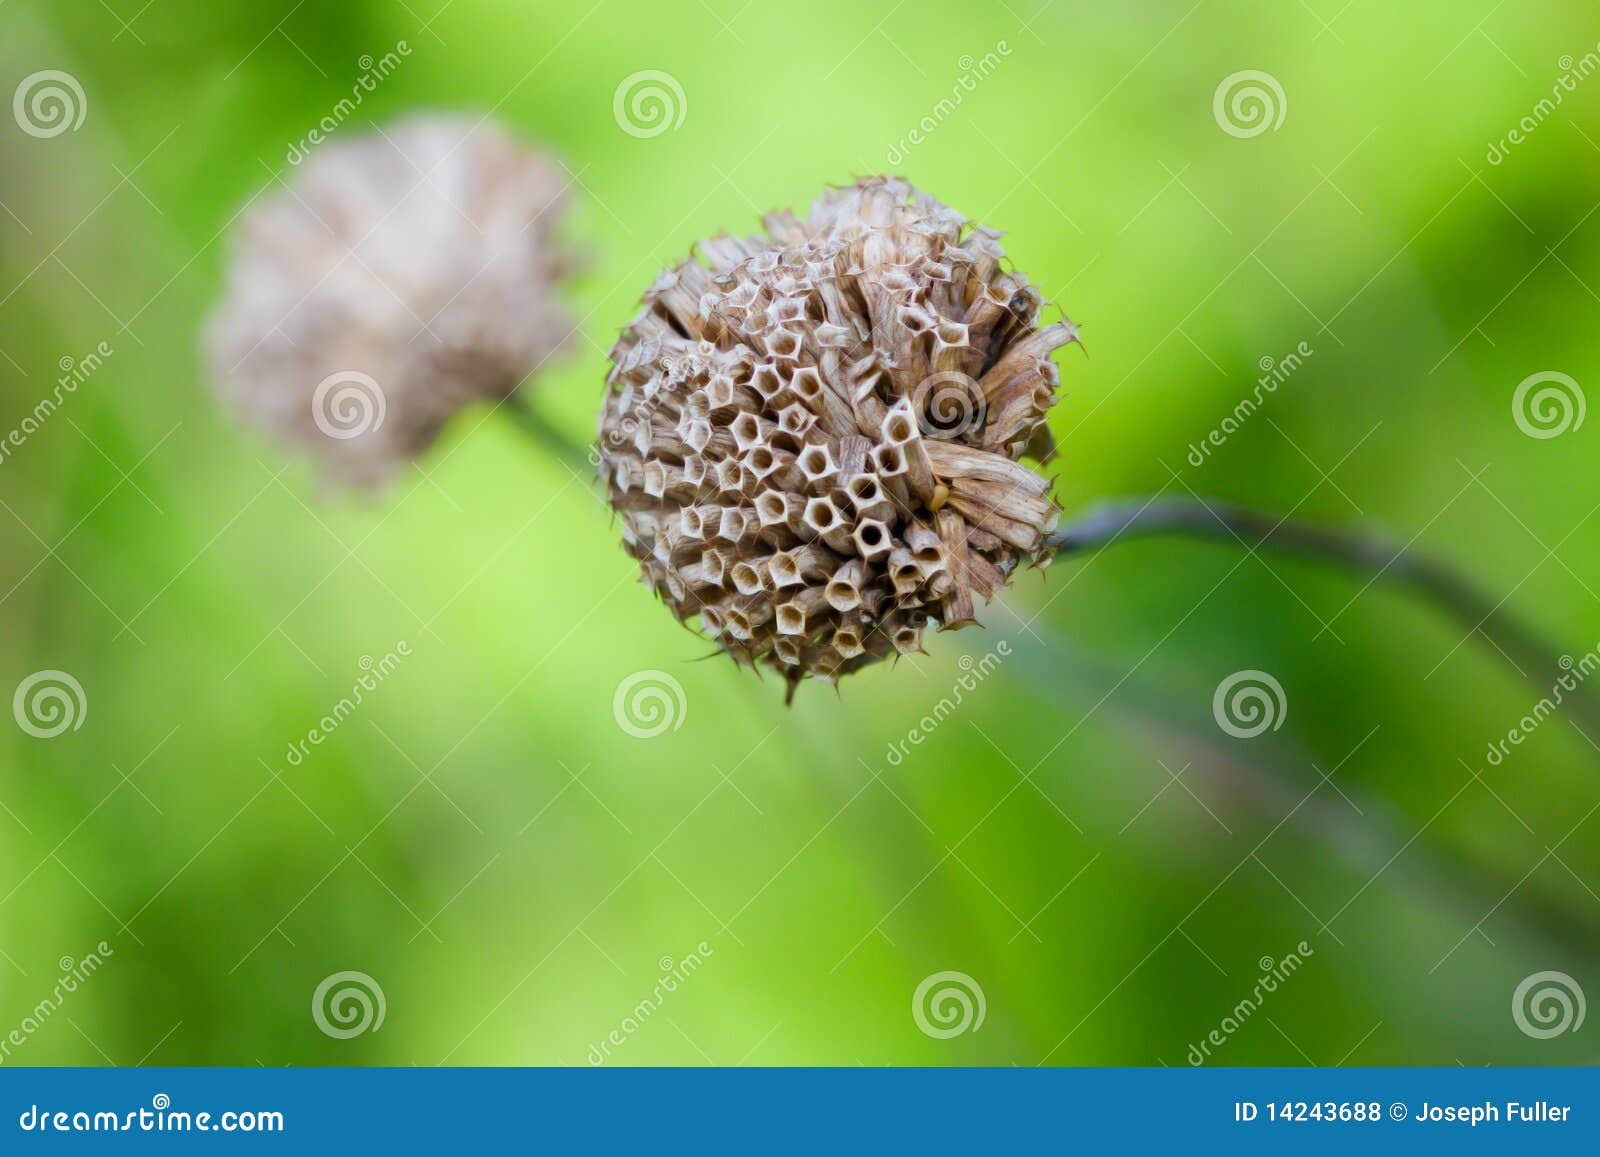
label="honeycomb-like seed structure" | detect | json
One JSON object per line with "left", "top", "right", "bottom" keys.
{"left": 598, "top": 176, "right": 1078, "bottom": 696}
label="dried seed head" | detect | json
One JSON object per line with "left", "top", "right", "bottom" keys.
{"left": 206, "top": 114, "right": 580, "bottom": 487}
{"left": 597, "top": 176, "right": 1077, "bottom": 697}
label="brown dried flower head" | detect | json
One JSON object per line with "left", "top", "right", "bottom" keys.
{"left": 207, "top": 113, "right": 578, "bottom": 486}
{"left": 598, "top": 176, "right": 1078, "bottom": 697}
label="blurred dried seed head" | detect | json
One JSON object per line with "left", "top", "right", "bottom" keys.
{"left": 206, "top": 113, "right": 579, "bottom": 486}
{"left": 598, "top": 176, "right": 1078, "bottom": 697}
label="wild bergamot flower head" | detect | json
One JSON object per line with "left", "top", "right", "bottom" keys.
{"left": 598, "top": 176, "right": 1077, "bottom": 696}
{"left": 207, "top": 113, "right": 579, "bottom": 486}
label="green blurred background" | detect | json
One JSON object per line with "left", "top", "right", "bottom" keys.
{"left": 2, "top": 0, "right": 1599, "bottom": 1066}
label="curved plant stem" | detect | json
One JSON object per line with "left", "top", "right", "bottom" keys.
{"left": 501, "top": 396, "right": 593, "bottom": 475}
{"left": 1047, "top": 496, "right": 1600, "bottom": 744}
{"left": 499, "top": 399, "right": 1594, "bottom": 743}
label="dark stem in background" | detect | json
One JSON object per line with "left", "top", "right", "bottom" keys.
{"left": 502, "top": 396, "right": 593, "bottom": 475}
{"left": 1048, "top": 497, "right": 1600, "bottom": 745}
{"left": 1008, "top": 621, "right": 1600, "bottom": 979}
